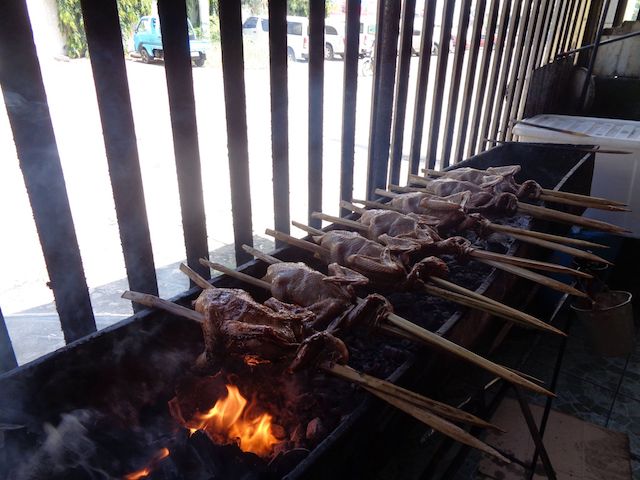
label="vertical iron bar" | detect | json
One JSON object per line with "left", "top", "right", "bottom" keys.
{"left": 475, "top": 0, "right": 514, "bottom": 153}
{"left": 579, "top": 0, "right": 605, "bottom": 67}
{"left": 366, "top": 0, "right": 387, "bottom": 195}
{"left": 466, "top": 0, "right": 500, "bottom": 158}
{"left": 308, "top": 0, "right": 325, "bottom": 227}
{"left": 486, "top": 0, "right": 524, "bottom": 147}
{"left": 572, "top": 0, "right": 593, "bottom": 55}
{"left": 219, "top": 0, "right": 253, "bottom": 265}
{"left": 441, "top": 0, "right": 472, "bottom": 167}
{"left": 560, "top": 0, "right": 579, "bottom": 53}
{"left": 558, "top": 0, "right": 576, "bottom": 56}
{"left": 268, "top": 0, "right": 290, "bottom": 244}
{"left": 535, "top": 0, "right": 558, "bottom": 66}
{"left": 156, "top": 0, "right": 210, "bottom": 282}
{"left": 553, "top": 0, "right": 572, "bottom": 57}
{"left": 452, "top": 0, "right": 489, "bottom": 164}
{"left": 541, "top": 0, "right": 563, "bottom": 64}
{"left": 80, "top": 0, "right": 159, "bottom": 302}
{"left": 366, "top": 0, "right": 402, "bottom": 198}
{"left": 549, "top": 0, "right": 571, "bottom": 62}
{"left": 514, "top": 0, "right": 549, "bottom": 132}
{"left": 499, "top": 0, "right": 536, "bottom": 141}
{"left": 0, "top": 308, "right": 17, "bottom": 374}
{"left": 424, "top": 0, "right": 456, "bottom": 170}
{"left": 567, "top": 0, "right": 587, "bottom": 51}
{"left": 613, "top": 0, "right": 629, "bottom": 26}
{"left": 0, "top": 0, "right": 96, "bottom": 342}
{"left": 408, "top": 0, "right": 437, "bottom": 175}
{"left": 389, "top": 0, "right": 417, "bottom": 186}
{"left": 339, "top": 0, "right": 361, "bottom": 216}
{"left": 579, "top": 0, "right": 611, "bottom": 109}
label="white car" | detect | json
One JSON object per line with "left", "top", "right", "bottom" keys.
{"left": 324, "top": 20, "right": 345, "bottom": 60}
{"left": 286, "top": 16, "right": 309, "bottom": 61}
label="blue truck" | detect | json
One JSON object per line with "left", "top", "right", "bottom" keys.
{"left": 133, "top": 16, "right": 210, "bottom": 67}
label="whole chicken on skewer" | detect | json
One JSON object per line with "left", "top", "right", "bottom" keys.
{"left": 123, "top": 288, "right": 509, "bottom": 462}
{"left": 348, "top": 192, "right": 611, "bottom": 265}
{"left": 265, "top": 227, "right": 566, "bottom": 335}
{"left": 416, "top": 166, "right": 628, "bottom": 211}
{"left": 397, "top": 175, "right": 628, "bottom": 234}
{"left": 311, "top": 208, "right": 591, "bottom": 280}
{"left": 195, "top": 254, "right": 555, "bottom": 397}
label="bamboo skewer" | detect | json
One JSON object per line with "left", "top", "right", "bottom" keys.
{"left": 351, "top": 197, "right": 608, "bottom": 250}
{"left": 420, "top": 170, "right": 627, "bottom": 208}
{"left": 265, "top": 227, "right": 565, "bottom": 337}
{"left": 123, "top": 289, "right": 508, "bottom": 460}
{"left": 200, "top": 256, "right": 558, "bottom": 393}
{"left": 325, "top": 364, "right": 509, "bottom": 461}
{"left": 538, "top": 193, "right": 629, "bottom": 212}
{"left": 311, "top": 211, "right": 592, "bottom": 279}
{"left": 517, "top": 202, "right": 630, "bottom": 234}
{"left": 402, "top": 179, "right": 628, "bottom": 233}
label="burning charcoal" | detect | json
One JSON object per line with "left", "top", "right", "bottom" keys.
{"left": 305, "top": 418, "right": 326, "bottom": 444}
{"left": 270, "top": 423, "right": 287, "bottom": 441}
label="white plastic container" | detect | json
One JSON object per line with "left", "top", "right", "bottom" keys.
{"left": 513, "top": 114, "right": 640, "bottom": 237}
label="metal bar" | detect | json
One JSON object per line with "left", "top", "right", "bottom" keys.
{"left": 268, "top": 0, "right": 290, "bottom": 245}
{"left": 557, "top": 27, "right": 640, "bottom": 57}
{"left": 339, "top": 0, "right": 361, "bottom": 217}
{"left": 549, "top": 0, "right": 570, "bottom": 62}
{"left": 527, "top": 315, "right": 573, "bottom": 480}
{"left": 541, "top": 0, "right": 563, "bottom": 63}
{"left": 579, "top": 0, "right": 611, "bottom": 109}
{"left": 424, "top": 0, "right": 456, "bottom": 170}
{"left": 553, "top": 0, "right": 572, "bottom": 57}
{"left": 569, "top": 0, "right": 592, "bottom": 53}
{"left": 80, "top": 0, "right": 159, "bottom": 302}
{"left": 0, "top": 308, "right": 17, "bottom": 374}
{"left": 475, "top": 0, "right": 514, "bottom": 153}
{"left": 535, "top": 0, "right": 558, "bottom": 66}
{"left": 500, "top": 0, "right": 538, "bottom": 141}
{"left": 366, "top": 0, "right": 401, "bottom": 198}
{"left": 486, "top": 0, "right": 524, "bottom": 147}
{"left": 466, "top": 0, "right": 500, "bottom": 158}
{"left": 408, "top": 0, "right": 438, "bottom": 175}
{"left": 452, "top": 0, "right": 489, "bottom": 164}
{"left": 308, "top": 0, "right": 325, "bottom": 227}
{"left": 366, "top": 0, "right": 387, "bottom": 195}
{"left": 219, "top": 0, "right": 253, "bottom": 265}
{"left": 0, "top": 0, "right": 96, "bottom": 342}
{"left": 514, "top": 388, "right": 557, "bottom": 479}
{"left": 613, "top": 0, "right": 629, "bottom": 26}
{"left": 560, "top": 0, "right": 580, "bottom": 53}
{"left": 441, "top": 0, "right": 472, "bottom": 167}
{"left": 156, "top": 0, "right": 210, "bottom": 283}
{"left": 578, "top": 0, "right": 604, "bottom": 67}
{"left": 514, "top": 0, "right": 550, "bottom": 129}
{"left": 388, "top": 0, "right": 417, "bottom": 185}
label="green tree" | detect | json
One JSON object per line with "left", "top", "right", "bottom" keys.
{"left": 56, "top": 0, "right": 151, "bottom": 58}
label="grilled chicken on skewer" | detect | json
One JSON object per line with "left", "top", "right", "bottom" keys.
{"left": 420, "top": 166, "right": 627, "bottom": 210}
{"left": 122, "top": 289, "right": 508, "bottom": 462}
{"left": 401, "top": 176, "right": 629, "bottom": 234}
{"left": 264, "top": 227, "right": 565, "bottom": 336}
{"left": 191, "top": 258, "right": 553, "bottom": 397}
{"left": 345, "top": 191, "right": 610, "bottom": 264}
{"left": 310, "top": 208, "right": 591, "bottom": 279}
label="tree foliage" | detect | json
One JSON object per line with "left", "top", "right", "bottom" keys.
{"left": 56, "top": 0, "right": 151, "bottom": 58}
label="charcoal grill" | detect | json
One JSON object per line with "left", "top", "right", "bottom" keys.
{"left": 0, "top": 144, "right": 594, "bottom": 479}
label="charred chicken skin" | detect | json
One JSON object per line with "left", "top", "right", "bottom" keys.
{"left": 311, "top": 230, "right": 450, "bottom": 290}
{"left": 430, "top": 165, "right": 542, "bottom": 200}
{"left": 193, "top": 287, "right": 350, "bottom": 373}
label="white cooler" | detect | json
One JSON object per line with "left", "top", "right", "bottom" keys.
{"left": 513, "top": 114, "right": 640, "bottom": 238}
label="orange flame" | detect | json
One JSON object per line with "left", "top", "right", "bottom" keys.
{"left": 124, "top": 447, "right": 170, "bottom": 480}
{"left": 187, "top": 384, "right": 279, "bottom": 458}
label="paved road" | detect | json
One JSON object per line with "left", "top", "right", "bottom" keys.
{"left": 0, "top": 50, "right": 451, "bottom": 363}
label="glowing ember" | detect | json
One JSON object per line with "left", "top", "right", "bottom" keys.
{"left": 187, "top": 384, "right": 279, "bottom": 458}
{"left": 124, "top": 448, "right": 170, "bottom": 480}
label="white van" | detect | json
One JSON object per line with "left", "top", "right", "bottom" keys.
{"left": 324, "top": 19, "right": 345, "bottom": 59}
{"left": 286, "top": 16, "right": 309, "bottom": 61}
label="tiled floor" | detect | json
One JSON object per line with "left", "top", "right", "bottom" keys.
{"left": 468, "top": 305, "right": 640, "bottom": 479}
